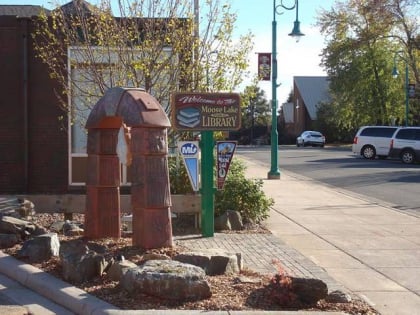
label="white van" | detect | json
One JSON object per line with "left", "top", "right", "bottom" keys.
{"left": 352, "top": 126, "right": 399, "bottom": 159}
{"left": 388, "top": 127, "right": 420, "bottom": 164}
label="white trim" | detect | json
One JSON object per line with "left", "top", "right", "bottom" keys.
{"left": 67, "top": 45, "right": 73, "bottom": 186}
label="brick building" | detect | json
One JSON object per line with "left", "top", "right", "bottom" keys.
{"left": 0, "top": 2, "right": 191, "bottom": 214}
{"left": 0, "top": 5, "right": 69, "bottom": 195}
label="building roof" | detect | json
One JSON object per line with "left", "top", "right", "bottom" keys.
{"left": 281, "top": 102, "right": 294, "bottom": 123}
{"left": 0, "top": 5, "right": 49, "bottom": 17}
{"left": 59, "top": 0, "right": 98, "bottom": 16}
{"left": 294, "top": 76, "right": 330, "bottom": 120}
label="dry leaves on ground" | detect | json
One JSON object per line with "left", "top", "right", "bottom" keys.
{"left": 3, "top": 213, "right": 380, "bottom": 314}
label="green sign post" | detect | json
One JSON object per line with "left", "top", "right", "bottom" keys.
{"left": 200, "top": 130, "right": 215, "bottom": 236}
{"left": 172, "top": 92, "right": 241, "bottom": 237}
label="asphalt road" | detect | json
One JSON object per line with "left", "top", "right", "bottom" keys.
{"left": 236, "top": 145, "right": 420, "bottom": 217}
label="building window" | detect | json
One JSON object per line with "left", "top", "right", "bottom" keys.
{"left": 67, "top": 46, "right": 173, "bottom": 186}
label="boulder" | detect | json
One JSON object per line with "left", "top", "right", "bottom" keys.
{"left": 326, "top": 290, "right": 352, "bottom": 303}
{"left": 141, "top": 252, "right": 171, "bottom": 262}
{"left": 63, "top": 221, "right": 84, "bottom": 236}
{"left": 16, "top": 198, "right": 35, "bottom": 218}
{"left": 173, "top": 249, "right": 242, "bottom": 275}
{"left": 289, "top": 276, "right": 328, "bottom": 305}
{"left": 0, "top": 233, "right": 20, "bottom": 248}
{"left": 107, "top": 259, "right": 138, "bottom": 281}
{"left": 226, "top": 210, "right": 243, "bottom": 230}
{"left": 121, "top": 260, "right": 211, "bottom": 301}
{"left": 0, "top": 198, "right": 34, "bottom": 218}
{"left": 214, "top": 212, "right": 231, "bottom": 231}
{"left": 0, "top": 216, "right": 37, "bottom": 239}
{"left": 17, "top": 233, "right": 60, "bottom": 263}
{"left": 50, "top": 221, "right": 65, "bottom": 233}
{"left": 214, "top": 210, "right": 243, "bottom": 231}
{"left": 59, "top": 239, "right": 106, "bottom": 283}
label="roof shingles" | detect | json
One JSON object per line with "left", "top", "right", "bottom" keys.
{"left": 0, "top": 5, "right": 49, "bottom": 17}
{"left": 294, "top": 76, "right": 330, "bottom": 120}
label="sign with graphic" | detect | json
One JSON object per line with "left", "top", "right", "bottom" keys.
{"left": 178, "top": 141, "right": 200, "bottom": 192}
{"left": 257, "top": 53, "right": 271, "bottom": 81}
{"left": 216, "top": 141, "right": 237, "bottom": 190}
{"left": 172, "top": 92, "right": 241, "bottom": 131}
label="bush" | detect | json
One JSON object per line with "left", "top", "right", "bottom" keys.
{"left": 214, "top": 159, "right": 273, "bottom": 223}
{"left": 267, "top": 259, "right": 298, "bottom": 307}
{"left": 169, "top": 156, "right": 273, "bottom": 224}
{"left": 168, "top": 156, "right": 194, "bottom": 194}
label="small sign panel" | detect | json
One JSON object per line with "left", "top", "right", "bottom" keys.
{"left": 178, "top": 141, "right": 200, "bottom": 192}
{"left": 172, "top": 92, "right": 241, "bottom": 131}
{"left": 216, "top": 141, "right": 237, "bottom": 190}
{"left": 408, "top": 83, "right": 416, "bottom": 99}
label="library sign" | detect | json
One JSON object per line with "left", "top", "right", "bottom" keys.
{"left": 172, "top": 92, "right": 241, "bottom": 131}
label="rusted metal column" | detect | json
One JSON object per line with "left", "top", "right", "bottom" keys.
{"left": 84, "top": 87, "right": 172, "bottom": 246}
{"left": 130, "top": 127, "right": 172, "bottom": 248}
{"left": 85, "top": 127, "right": 121, "bottom": 239}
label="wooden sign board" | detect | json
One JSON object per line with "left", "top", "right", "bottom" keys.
{"left": 172, "top": 92, "right": 241, "bottom": 131}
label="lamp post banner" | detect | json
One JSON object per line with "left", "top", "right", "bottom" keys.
{"left": 258, "top": 53, "right": 271, "bottom": 81}
{"left": 216, "top": 141, "right": 237, "bottom": 190}
{"left": 172, "top": 92, "right": 241, "bottom": 131}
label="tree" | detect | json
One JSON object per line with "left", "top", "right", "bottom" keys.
{"left": 33, "top": 0, "right": 254, "bottom": 128}
{"left": 239, "top": 85, "right": 271, "bottom": 144}
{"left": 316, "top": 0, "right": 419, "bottom": 136}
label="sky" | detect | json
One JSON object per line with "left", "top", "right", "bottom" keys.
{"left": 0, "top": 0, "right": 336, "bottom": 103}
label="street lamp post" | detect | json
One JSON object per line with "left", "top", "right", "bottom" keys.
{"left": 392, "top": 51, "right": 409, "bottom": 127}
{"left": 268, "top": 0, "right": 304, "bottom": 179}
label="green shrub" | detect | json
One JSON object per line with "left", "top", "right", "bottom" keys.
{"left": 169, "top": 156, "right": 273, "bottom": 223}
{"left": 168, "top": 156, "right": 193, "bottom": 194}
{"left": 214, "top": 159, "right": 273, "bottom": 223}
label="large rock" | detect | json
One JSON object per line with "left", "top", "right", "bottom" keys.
{"left": 214, "top": 210, "right": 243, "bottom": 231}
{"left": 121, "top": 260, "right": 211, "bottom": 301}
{"left": 326, "top": 290, "right": 352, "bottom": 303}
{"left": 107, "top": 259, "right": 138, "bottom": 281}
{"left": 226, "top": 210, "right": 243, "bottom": 230}
{"left": 173, "top": 249, "right": 242, "bottom": 275}
{"left": 0, "top": 216, "right": 37, "bottom": 238}
{"left": 0, "top": 198, "right": 34, "bottom": 218}
{"left": 60, "top": 239, "right": 107, "bottom": 283}
{"left": 17, "top": 233, "right": 60, "bottom": 263}
{"left": 214, "top": 213, "right": 231, "bottom": 230}
{"left": 289, "top": 276, "right": 328, "bottom": 305}
{"left": 63, "top": 221, "right": 84, "bottom": 236}
{"left": 0, "top": 233, "right": 20, "bottom": 248}
{"left": 16, "top": 198, "right": 35, "bottom": 218}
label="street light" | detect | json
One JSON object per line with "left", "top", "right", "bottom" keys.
{"left": 268, "top": 0, "right": 304, "bottom": 179}
{"left": 392, "top": 51, "right": 409, "bottom": 127}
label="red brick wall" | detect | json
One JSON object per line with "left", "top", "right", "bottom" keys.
{"left": 0, "top": 16, "right": 68, "bottom": 194}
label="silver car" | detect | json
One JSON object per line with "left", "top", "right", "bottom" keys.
{"left": 296, "top": 131, "right": 326, "bottom": 147}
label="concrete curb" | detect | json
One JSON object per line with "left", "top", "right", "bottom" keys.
{"left": 0, "top": 251, "right": 119, "bottom": 315}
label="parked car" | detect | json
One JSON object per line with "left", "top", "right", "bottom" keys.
{"left": 388, "top": 127, "right": 420, "bottom": 164}
{"left": 352, "top": 126, "right": 399, "bottom": 159}
{"left": 296, "top": 131, "right": 326, "bottom": 147}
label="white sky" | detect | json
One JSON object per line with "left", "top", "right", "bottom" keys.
{"left": 0, "top": 0, "right": 336, "bottom": 102}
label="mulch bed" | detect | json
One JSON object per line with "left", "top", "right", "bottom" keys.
{"left": 2, "top": 213, "right": 380, "bottom": 314}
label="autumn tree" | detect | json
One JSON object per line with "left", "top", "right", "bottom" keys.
{"left": 316, "top": 0, "right": 419, "bottom": 137}
{"left": 34, "top": 0, "right": 254, "bottom": 128}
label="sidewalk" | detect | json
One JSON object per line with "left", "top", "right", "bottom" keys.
{"left": 238, "top": 156, "right": 420, "bottom": 315}
{"left": 1, "top": 155, "right": 419, "bottom": 314}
